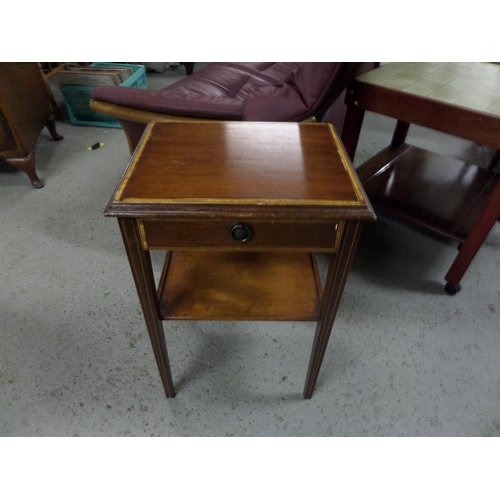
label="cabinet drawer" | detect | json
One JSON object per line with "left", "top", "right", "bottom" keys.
{"left": 139, "top": 219, "right": 343, "bottom": 251}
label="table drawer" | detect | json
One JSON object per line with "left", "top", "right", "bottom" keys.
{"left": 139, "top": 219, "right": 343, "bottom": 251}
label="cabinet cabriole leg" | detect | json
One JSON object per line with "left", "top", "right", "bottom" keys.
{"left": 45, "top": 116, "right": 63, "bottom": 141}
{"left": 5, "top": 151, "right": 44, "bottom": 188}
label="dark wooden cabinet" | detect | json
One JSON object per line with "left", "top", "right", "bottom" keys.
{"left": 0, "top": 62, "right": 62, "bottom": 188}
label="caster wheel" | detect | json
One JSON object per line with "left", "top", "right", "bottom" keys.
{"left": 445, "top": 282, "right": 461, "bottom": 295}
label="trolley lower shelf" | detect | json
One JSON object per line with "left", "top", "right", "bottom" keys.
{"left": 356, "top": 143, "right": 500, "bottom": 243}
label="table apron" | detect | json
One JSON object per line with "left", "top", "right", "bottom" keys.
{"left": 348, "top": 82, "right": 500, "bottom": 150}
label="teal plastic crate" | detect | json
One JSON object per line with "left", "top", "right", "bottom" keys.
{"left": 59, "top": 63, "right": 147, "bottom": 127}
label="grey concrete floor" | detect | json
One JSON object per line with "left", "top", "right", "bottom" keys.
{"left": 1, "top": 64, "right": 499, "bottom": 436}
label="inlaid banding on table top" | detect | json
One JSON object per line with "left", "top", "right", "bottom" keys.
{"left": 112, "top": 121, "right": 368, "bottom": 208}
{"left": 117, "top": 194, "right": 367, "bottom": 208}
{"left": 356, "top": 62, "right": 500, "bottom": 116}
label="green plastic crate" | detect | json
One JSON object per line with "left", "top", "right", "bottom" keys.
{"left": 59, "top": 63, "right": 147, "bottom": 128}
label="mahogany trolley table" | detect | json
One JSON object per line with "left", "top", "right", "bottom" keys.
{"left": 105, "top": 121, "right": 375, "bottom": 398}
{"left": 342, "top": 62, "right": 500, "bottom": 294}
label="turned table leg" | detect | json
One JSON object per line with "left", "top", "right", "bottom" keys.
{"left": 118, "top": 218, "right": 176, "bottom": 398}
{"left": 303, "top": 220, "right": 363, "bottom": 399}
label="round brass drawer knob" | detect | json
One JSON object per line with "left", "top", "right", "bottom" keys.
{"left": 230, "top": 222, "right": 254, "bottom": 243}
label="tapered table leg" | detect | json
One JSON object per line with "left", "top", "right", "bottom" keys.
{"left": 304, "top": 220, "right": 363, "bottom": 399}
{"left": 118, "top": 218, "right": 176, "bottom": 398}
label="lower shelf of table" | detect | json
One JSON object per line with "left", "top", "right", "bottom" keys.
{"left": 356, "top": 143, "right": 500, "bottom": 242}
{"left": 157, "top": 251, "right": 323, "bottom": 321}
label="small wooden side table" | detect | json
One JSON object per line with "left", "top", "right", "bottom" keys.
{"left": 105, "top": 121, "right": 375, "bottom": 398}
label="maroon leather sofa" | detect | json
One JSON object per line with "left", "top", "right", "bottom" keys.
{"left": 90, "top": 62, "right": 375, "bottom": 152}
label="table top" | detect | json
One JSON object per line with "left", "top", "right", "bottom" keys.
{"left": 105, "top": 121, "right": 374, "bottom": 220}
{"left": 357, "top": 62, "right": 500, "bottom": 117}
